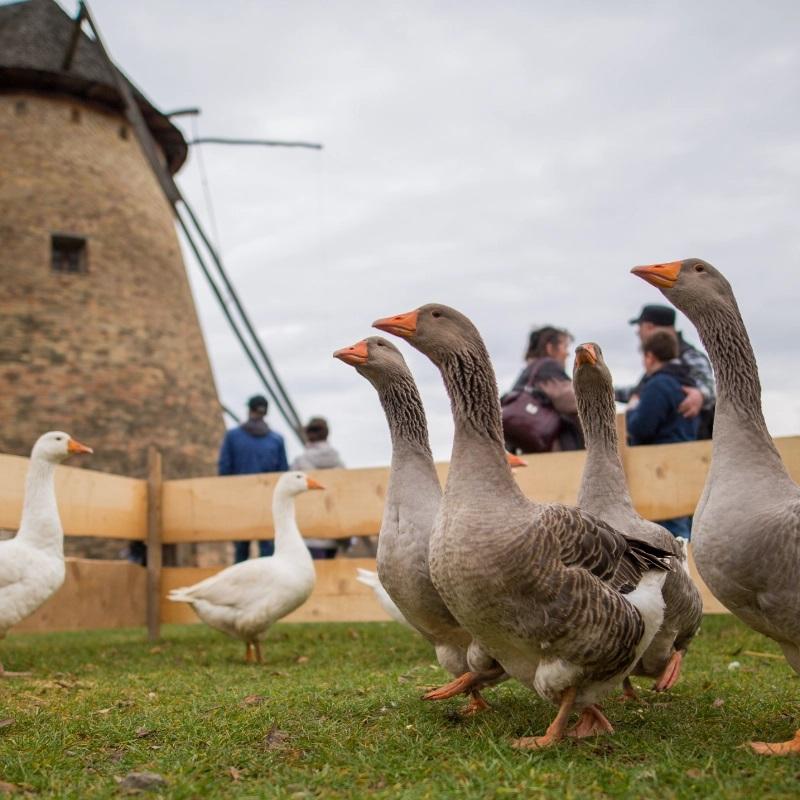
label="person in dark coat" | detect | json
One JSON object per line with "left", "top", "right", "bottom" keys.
{"left": 506, "top": 325, "right": 583, "bottom": 452}
{"left": 626, "top": 331, "right": 699, "bottom": 539}
{"left": 219, "top": 395, "right": 289, "bottom": 562}
{"left": 617, "top": 304, "right": 715, "bottom": 439}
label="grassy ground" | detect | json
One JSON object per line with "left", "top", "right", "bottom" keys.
{"left": 1, "top": 617, "right": 799, "bottom": 799}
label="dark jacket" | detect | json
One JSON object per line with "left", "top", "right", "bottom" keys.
{"left": 218, "top": 422, "right": 289, "bottom": 476}
{"left": 626, "top": 362, "right": 700, "bottom": 446}
{"left": 510, "top": 358, "right": 583, "bottom": 451}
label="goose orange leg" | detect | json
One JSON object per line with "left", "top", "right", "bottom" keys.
{"left": 512, "top": 686, "right": 577, "bottom": 749}
{"left": 460, "top": 691, "right": 491, "bottom": 716}
{"left": 750, "top": 730, "right": 800, "bottom": 756}
{"left": 423, "top": 671, "right": 483, "bottom": 701}
{"left": 254, "top": 641, "right": 263, "bottom": 664}
{"left": 620, "top": 677, "right": 639, "bottom": 702}
{"left": 244, "top": 642, "right": 256, "bottom": 663}
{"left": 653, "top": 649, "right": 684, "bottom": 692}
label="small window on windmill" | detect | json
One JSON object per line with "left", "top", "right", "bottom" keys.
{"left": 51, "top": 235, "right": 88, "bottom": 274}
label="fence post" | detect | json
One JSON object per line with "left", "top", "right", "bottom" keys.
{"left": 146, "top": 446, "right": 163, "bottom": 642}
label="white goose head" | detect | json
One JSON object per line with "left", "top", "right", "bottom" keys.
{"left": 31, "top": 431, "right": 93, "bottom": 464}
{"left": 274, "top": 471, "right": 325, "bottom": 498}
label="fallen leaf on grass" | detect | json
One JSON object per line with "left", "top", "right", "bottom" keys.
{"left": 712, "top": 698, "right": 725, "bottom": 708}
{"left": 295, "top": 656, "right": 309, "bottom": 665}
{"left": 686, "top": 769, "right": 704, "bottom": 779}
{"left": 115, "top": 771, "right": 167, "bottom": 792}
{"left": 240, "top": 695, "right": 265, "bottom": 707}
{"left": 94, "top": 707, "right": 114, "bottom": 715}
{"left": 134, "top": 727, "right": 154, "bottom": 739}
{"left": 0, "top": 720, "right": 13, "bottom": 729}
{"left": 148, "top": 647, "right": 163, "bottom": 655}
{"left": 264, "top": 725, "right": 289, "bottom": 750}
{"left": 271, "top": 671, "right": 289, "bottom": 678}
{"left": 228, "top": 767, "right": 242, "bottom": 782}
{"left": 0, "top": 781, "right": 19, "bottom": 795}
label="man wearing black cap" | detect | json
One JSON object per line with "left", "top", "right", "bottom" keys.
{"left": 218, "top": 395, "right": 289, "bottom": 562}
{"left": 616, "top": 304, "right": 716, "bottom": 439}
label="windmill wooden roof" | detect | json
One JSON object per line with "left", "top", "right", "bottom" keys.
{"left": 0, "top": 0, "right": 187, "bottom": 173}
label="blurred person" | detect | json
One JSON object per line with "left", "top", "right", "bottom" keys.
{"left": 219, "top": 395, "right": 288, "bottom": 562}
{"left": 617, "top": 304, "right": 715, "bottom": 439}
{"left": 626, "top": 330, "right": 699, "bottom": 539}
{"left": 290, "top": 417, "right": 345, "bottom": 559}
{"left": 503, "top": 325, "right": 583, "bottom": 452}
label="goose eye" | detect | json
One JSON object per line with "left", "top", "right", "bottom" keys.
{"left": 377, "top": 341, "right": 384, "bottom": 347}
{"left": 431, "top": 310, "right": 442, "bottom": 318}
{"left": 694, "top": 264, "right": 704, "bottom": 272}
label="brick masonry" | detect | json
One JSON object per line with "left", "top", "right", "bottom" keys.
{"left": 0, "top": 92, "right": 227, "bottom": 556}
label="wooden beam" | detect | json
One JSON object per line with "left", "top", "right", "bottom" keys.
{"left": 146, "top": 447, "right": 163, "bottom": 642}
{"left": 0, "top": 454, "right": 146, "bottom": 540}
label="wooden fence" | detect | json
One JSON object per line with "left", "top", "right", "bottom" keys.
{"left": 7, "top": 435, "right": 800, "bottom": 638}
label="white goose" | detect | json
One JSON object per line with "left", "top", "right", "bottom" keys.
{"left": 168, "top": 471, "right": 323, "bottom": 662}
{"left": 0, "top": 431, "right": 93, "bottom": 676}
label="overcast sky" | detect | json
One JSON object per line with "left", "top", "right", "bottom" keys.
{"left": 77, "top": 0, "right": 800, "bottom": 467}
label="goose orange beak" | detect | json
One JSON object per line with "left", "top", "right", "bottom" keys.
{"left": 506, "top": 454, "right": 527, "bottom": 468}
{"left": 67, "top": 438, "right": 93, "bottom": 455}
{"left": 575, "top": 344, "right": 597, "bottom": 367}
{"left": 631, "top": 260, "right": 682, "bottom": 289}
{"left": 372, "top": 310, "right": 418, "bottom": 338}
{"left": 306, "top": 477, "right": 325, "bottom": 490}
{"left": 333, "top": 340, "right": 369, "bottom": 366}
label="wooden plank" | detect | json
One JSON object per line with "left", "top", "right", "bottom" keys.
{"left": 160, "top": 558, "right": 392, "bottom": 625}
{"left": 146, "top": 448, "right": 163, "bottom": 642}
{"left": 0, "top": 453, "right": 146, "bottom": 540}
{"left": 625, "top": 440, "right": 713, "bottom": 520}
{"left": 14, "top": 558, "right": 147, "bottom": 633}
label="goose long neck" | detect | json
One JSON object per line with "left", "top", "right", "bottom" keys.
{"left": 691, "top": 296, "right": 787, "bottom": 477}
{"left": 377, "top": 377, "right": 440, "bottom": 497}
{"left": 438, "top": 341, "right": 522, "bottom": 498}
{"left": 378, "top": 376, "right": 433, "bottom": 456}
{"left": 271, "top": 491, "right": 305, "bottom": 554}
{"left": 575, "top": 380, "right": 633, "bottom": 514}
{"left": 18, "top": 456, "right": 62, "bottom": 552}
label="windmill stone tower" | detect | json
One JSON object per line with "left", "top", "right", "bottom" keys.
{"left": 0, "top": 0, "right": 225, "bottom": 480}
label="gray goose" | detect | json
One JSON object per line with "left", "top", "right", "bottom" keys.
{"left": 633, "top": 258, "right": 800, "bottom": 755}
{"left": 374, "top": 305, "right": 673, "bottom": 748}
{"left": 334, "top": 336, "right": 506, "bottom": 713}
{"left": 573, "top": 342, "right": 702, "bottom": 695}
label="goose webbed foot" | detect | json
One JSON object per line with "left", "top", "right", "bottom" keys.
{"left": 566, "top": 705, "right": 615, "bottom": 739}
{"left": 749, "top": 730, "right": 800, "bottom": 756}
{"left": 511, "top": 686, "right": 576, "bottom": 750}
{"left": 653, "top": 649, "right": 684, "bottom": 692}
{"left": 619, "top": 677, "right": 639, "bottom": 702}
{"left": 460, "top": 691, "right": 490, "bottom": 716}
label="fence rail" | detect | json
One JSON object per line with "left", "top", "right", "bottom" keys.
{"left": 6, "top": 433, "right": 800, "bottom": 636}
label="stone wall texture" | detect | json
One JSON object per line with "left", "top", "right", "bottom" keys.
{"left": 0, "top": 92, "right": 225, "bottom": 482}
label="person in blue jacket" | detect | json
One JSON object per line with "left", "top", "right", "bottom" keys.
{"left": 626, "top": 330, "right": 699, "bottom": 539}
{"left": 219, "top": 394, "right": 289, "bottom": 562}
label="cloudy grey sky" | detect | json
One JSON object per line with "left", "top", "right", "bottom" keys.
{"left": 84, "top": 0, "right": 800, "bottom": 466}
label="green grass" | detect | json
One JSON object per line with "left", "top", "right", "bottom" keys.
{"left": 1, "top": 617, "right": 799, "bottom": 799}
